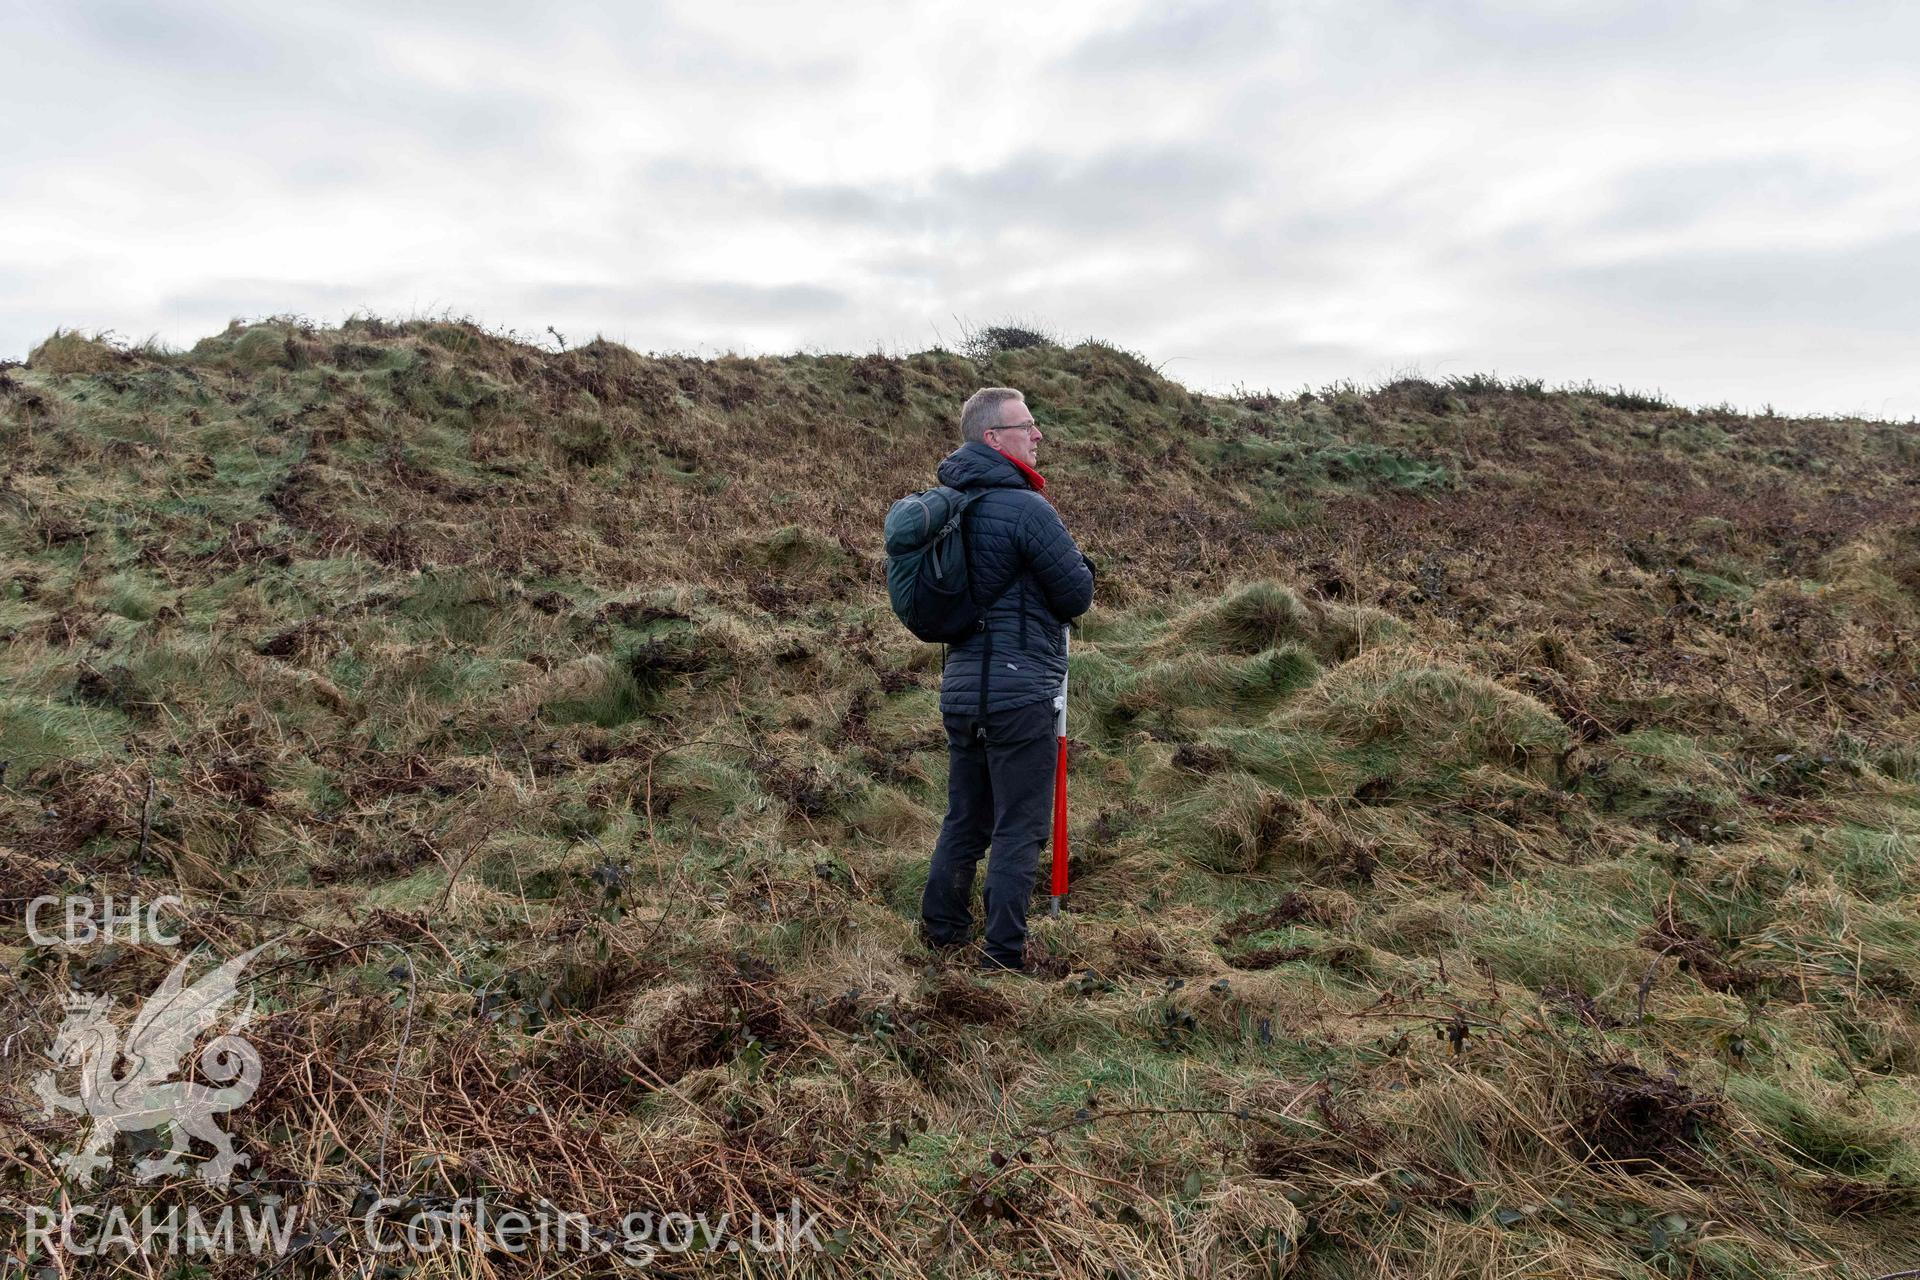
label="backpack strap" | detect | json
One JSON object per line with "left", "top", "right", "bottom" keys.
{"left": 959, "top": 494, "right": 990, "bottom": 719}
{"left": 954, "top": 489, "right": 1022, "bottom": 721}
{"left": 956, "top": 493, "right": 983, "bottom": 610}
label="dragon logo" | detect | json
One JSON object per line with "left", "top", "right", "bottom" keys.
{"left": 34, "top": 945, "right": 266, "bottom": 1187}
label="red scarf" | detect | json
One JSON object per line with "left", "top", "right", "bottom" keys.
{"left": 993, "top": 447, "right": 1046, "bottom": 492}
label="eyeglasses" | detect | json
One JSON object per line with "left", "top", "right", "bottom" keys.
{"left": 988, "top": 421, "right": 1038, "bottom": 434}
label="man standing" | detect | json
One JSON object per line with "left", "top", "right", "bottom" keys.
{"left": 920, "top": 387, "right": 1095, "bottom": 972}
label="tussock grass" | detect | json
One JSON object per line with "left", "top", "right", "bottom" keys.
{"left": 26, "top": 328, "right": 136, "bottom": 375}
{"left": 1113, "top": 645, "right": 1320, "bottom": 719}
{"left": 1156, "top": 579, "right": 1407, "bottom": 664}
{"left": 1289, "top": 649, "right": 1569, "bottom": 777}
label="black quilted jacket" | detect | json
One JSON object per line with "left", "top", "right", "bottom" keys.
{"left": 935, "top": 441, "right": 1095, "bottom": 717}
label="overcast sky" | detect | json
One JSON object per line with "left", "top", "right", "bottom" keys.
{"left": 4, "top": 0, "right": 1916, "bottom": 417}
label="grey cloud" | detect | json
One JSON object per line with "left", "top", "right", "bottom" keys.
{"left": 933, "top": 149, "right": 1246, "bottom": 235}
{"left": 525, "top": 280, "right": 854, "bottom": 326}
{"left": 1060, "top": 0, "right": 1280, "bottom": 74}
{"left": 1587, "top": 155, "right": 1882, "bottom": 238}
{"left": 56, "top": 0, "right": 294, "bottom": 76}
{"left": 159, "top": 278, "right": 390, "bottom": 320}
{"left": 640, "top": 146, "right": 1247, "bottom": 239}
{"left": 1538, "top": 233, "right": 1920, "bottom": 332}
{"left": 1279, "top": 0, "right": 1920, "bottom": 79}
{"left": 20, "top": 3, "right": 568, "bottom": 167}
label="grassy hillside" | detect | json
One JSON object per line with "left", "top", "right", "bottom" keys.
{"left": 5, "top": 317, "right": 1920, "bottom": 1277}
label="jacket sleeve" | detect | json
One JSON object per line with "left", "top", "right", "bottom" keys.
{"left": 1018, "top": 496, "right": 1095, "bottom": 620}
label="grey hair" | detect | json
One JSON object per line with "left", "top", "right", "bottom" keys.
{"left": 959, "top": 387, "right": 1026, "bottom": 444}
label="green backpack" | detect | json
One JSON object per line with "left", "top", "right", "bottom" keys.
{"left": 883, "top": 485, "right": 991, "bottom": 643}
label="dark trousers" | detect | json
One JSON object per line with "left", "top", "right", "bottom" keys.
{"left": 921, "top": 698, "right": 1058, "bottom": 968}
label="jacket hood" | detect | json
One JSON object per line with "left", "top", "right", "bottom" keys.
{"left": 936, "top": 440, "right": 1042, "bottom": 492}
